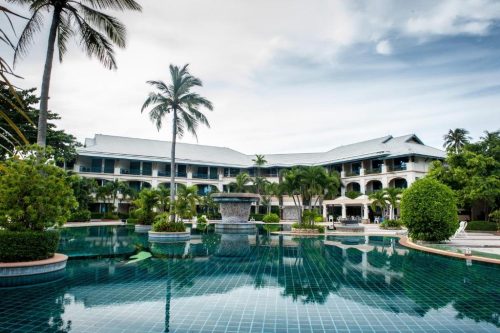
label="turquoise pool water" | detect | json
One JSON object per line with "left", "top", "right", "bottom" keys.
{"left": 0, "top": 226, "right": 499, "bottom": 332}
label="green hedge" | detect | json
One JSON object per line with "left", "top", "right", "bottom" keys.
{"left": 91, "top": 212, "right": 103, "bottom": 219}
{"left": 0, "top": 230, "right": 60, "bottom": 262}
{"left": 262, "top": 213, "right": 280, "bottom": 223}
{"left": 152, "top": 214, "right": 186, "bottom": 232}
{"left": 380, "top": 219, "right": 403, "bottom": 230}
{"left": 68, "top": 210, "right": 91, "bottom": 222}
{"left": 466, "top": 221, "right": 498, "bottom": 231}
{"left": 292, "top": 223, "right": 325, "bottom": 233}
{"left": 250, "top": 213, "right": 264, "bottom": 221}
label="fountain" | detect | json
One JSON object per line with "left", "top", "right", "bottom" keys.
{"left": 211, "top": 193, "right": 260, "bottom": 233}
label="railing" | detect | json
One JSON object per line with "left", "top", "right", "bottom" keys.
{"left": 192, "top": 173, "right": 209, "bottom": 179}
{"left": 80, "top": 166, "right": 102, "bottom": 173}
{"left": 120, "top": 168, "right": 142, "bottom": 175}
{"left": 209, "top": 174, "right": 219, "bottom": 179}
{"left": 345, "top": 170, "right": 360, "bottom": 177}
{"left": 365, "top": 167, "right": 382, "bottom": 174}
{"left": 103, "top": 167, "right": 114, "bottom": 174}
{"left": 388, "top": 164, "right": 407, "bottom": 172}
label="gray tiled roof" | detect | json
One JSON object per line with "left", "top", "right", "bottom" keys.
{"left": 78, "top": 134, "right": 445, "bottom": 167}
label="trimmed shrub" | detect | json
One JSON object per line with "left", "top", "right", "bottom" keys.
{"left": 466, "top": 221, "right": 498, "bottom": 231}
{"left": 68, "top": 210, "right": 91, "bottom": 222}
{"left": 380, "top": 219, "right": 403, "bottom": 230}
{"left": 250, "top": 213, "right": 264, "bottom": 221}
{"left": 292, "top": 222, "right": 325, "bottom": 233}
{"left": 0, "top": 147, "right": 77, "bottom": 231}
{"left": 314, "top": 216, "right": 324, "bottom": 223}
{"left": 127, "top": 218, "right": 138, "bottom": 224}
{"left": 152, "top": 214, "right": 186, "bottom": 232}
{"left": 197, "top": 215, "right": 208, "bottom": 224}
{"left": 118, "top": 212, "right": 130, "bottom": 220}
{"left": 262, "top": 213, "right": 280, "bottom": 223}
{"left": 0, "top": 230, "right": 60, "bottom": 262}
{"left": 102, "top": 212, "right": 119, "bottom": 220}
{"left": 400, "top": 178, "right": 458, "bottom": 242}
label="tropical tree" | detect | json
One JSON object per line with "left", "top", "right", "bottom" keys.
{"left": 13, "top": 0, "right": 142, "bottom": 147}
{"left": 117, "top": 181, "right": 136, "bottom": 208}
{"left": 175, "top": 185, "right": 199, "bottom": 220}
{"left": 96, "top": 183, "right": 112, "bottom": 212}
{"left": 368, "top": 189, "right": 387, "bottom": 216}
{"left": 443, "top": 128, "right": 471, "bottom": 154}
{"left": 229, "top": 172, "right": 252, "bottom": 192}
{"left": 252, "top": 154, "right": 267, "bottom": 192}
{"left": 132, "top": 188, "right": 159, "bottom": 225}
{"left": 384, "top": 187, "right": 403, "bottom": 219}
{"left": 279, "top": 167, "right": 304, "bottom": 223}
{"left": 141, "top": 64, "right": 213, "bottom": 221}
{"left": 262, "top": 181, "right": 281, "bottom": 214}
{"left": 157, "top": 185, "right": 170, "bottom": 213}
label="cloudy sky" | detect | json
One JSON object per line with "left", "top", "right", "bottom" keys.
{"left": 7, "top": 0, "right": 500, "bottom": 154}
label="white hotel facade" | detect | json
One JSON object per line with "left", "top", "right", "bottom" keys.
{"left": 74, "top": 133, "right": 445, "bottom": 220}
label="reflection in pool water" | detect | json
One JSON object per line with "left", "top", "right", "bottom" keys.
{"left": 0, "top": 226, "right": 499, "bottom": 332}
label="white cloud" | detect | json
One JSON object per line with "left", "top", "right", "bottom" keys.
{"left": 375, "top": 40, "right": 393, "bottom": 55}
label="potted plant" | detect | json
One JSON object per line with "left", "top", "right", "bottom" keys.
{"left": 148, "top": 213, "right": 190, "bottom": 241}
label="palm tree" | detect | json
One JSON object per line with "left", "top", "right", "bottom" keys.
{"left": 279, "top": 167, "right": 303, "bottom": 223}
{"left": 384, "top": 187, "right": 403, "bottom": 220}
{"left": 142, "top": 64, "right": 213, "bottom": 221}
{"left": 262, "top": 182, "right": 281, "bottom": 214}
{"left": 175, "top": 185, "right": 199, "bottom": 220}
{"left": 368, "top": 190, "right": 387, "bottom": 216}
{"left": 229, "top": 172, "right": 252, "bottom": 193}
{"left": 157, "top": 185, "right": 170, "bottom": 213}
{"left": 13, "top": 0, "right": 141, "bottom": 147}
{"left": 132, "top": 188, "right": 159, "bottom": 225}
{"left": 443, "top": 128, "right": 471, "bottom": 154}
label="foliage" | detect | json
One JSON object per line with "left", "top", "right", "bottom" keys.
{"left": 0, "top": 146, "right": 77, "bottom": 231}
{"left": 400, "top": 178, "right": 458, "bottom": 242}
{"left": 490, "top": 210, "right": 500, "bottom": 231}
{"left": 0, "top": 85, "right": 81, "bottom": 162}
{"left": 380, "top": 219, "right": 403, "bottom": 230}
{"left": 429, "top": 131, "right": 500, "bottom": 218}
{"left": 102, "top": 212, "right": 119, "bottom": 220}
{"left": 132, "top": 188, "right": 159, "bottom": 225}
{"left": 443, "top": 128, "right": 471, "bottom": 153}
{"left": 280, "top": 166, "right": 340, "bottom": 224}
{"left": 229, "top": 172, "right": 252, "bottom": 192}
{"left": 175, "top": 185, "right": 199, "bottom": 219}
{"left": 250, "top": 213, "right": 264, "bottom": 221}
{"left": 141, "top": 64, "right": 213, "bottom": 221}
{"left": 465, "top": 221, "right": 498, "bottom": 231}
{"left": 68, "top": 210, "right": 91, "bottom": 222}
{"left": 197, "top": 215, "right": 208, "bottom": 224}
{"left": 384, "top": 187, "right": 403, "bottom": 219}
{"left": 0, "top": 230, "right": 60, "bottom": 262}
{"left": 90, "top": 212, "right": 103, "bottom": 219}
{"left": 302, "top": 209, "right": 322, "bottom": 225}
{"left": 127, "top": 217, "right": 138, "bottom": 224}
{"left": 262, "top": 213, "right": 280, "bottom": 223}
{"left": 314, "top": 216, "right": 324, "bottom": 223}
{"left": 345, "top": 190, "right": 360, "bottom": 199}
{"left": 292, "top": 222, "right": 325, "bottom": 233}
{"left": 368, "top": 189, "right": 387, "bottom": 213}
{"left": 152, "top": 213, "right": 186, "bottom": 232}
{"left": 69, "top": 175, "right": 96, "bottom": 213}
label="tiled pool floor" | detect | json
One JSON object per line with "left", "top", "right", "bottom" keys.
{"left": 0, "top": 229, "right": 498, "bottom": 333}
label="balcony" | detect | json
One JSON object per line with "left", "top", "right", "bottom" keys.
{"left": 344, "top": 170, "right": 360, "bottom": 177}
{"left": 365, "top": 167, "right": 382, "bottom": 175}
{"left": 120, "top": 168, "right": 142, "bottom": 175}
{"left": 192, "top": 173, "right": 208, "bottom": 179}
{"left": 80, "top": 166, "right": 102, "bottom": 173}
{"left": 388, "top": 164, "right": 407, "bottom": 172}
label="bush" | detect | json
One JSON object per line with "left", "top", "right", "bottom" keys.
{"left": 90, "top": 212, "right": 103, "bottom": 219}
{"left": 0, "top": 230, "right": 60, "bottom": 262}
{"left": 197, "top": 215, "right": 208, "bottom": 224}
{"left": 68, "top": 210, "right": 91, "bottom": 222}
{"left": 118, "top": 212, "right": 130, "bottom": 220}
{"left": 102, "top": 212, "right": 119, "bottom": 220}
{"left": 0, "top": 147, "right": 77, "bottom": 231}
{"left": 380, "top": 219, "right": 403, "bottom": 230}
{"left": 262, "top": 213, "right": 280, "bottom": 223}
{"left": 127, "top": 218, "right": 138, "bottom": 224}
{"left": 400, "top": 178, "right": 458, "bottom": 242}
{"left": 292, "top": 222, "right": 324, "bottom": 233}
{"left": 314, "top": 216, "right": 324, "bottom": 223}
{"left": 152, "top": 214, "right": 186, "bottom": 232}
{"left": 466, "top": 221, "right": 498, "bottom": 231}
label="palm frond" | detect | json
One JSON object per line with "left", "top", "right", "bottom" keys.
{"left": 57, "top": 13, "right": 74, "bottom": 62}
{"left": 77, "top": 3, "right": 126, "bottom": 47}
{"left": 13, "top": 7, "right": 44, "bottom": 64}
{"left": 80, "top": 0, "right": 142, "bottom": 11}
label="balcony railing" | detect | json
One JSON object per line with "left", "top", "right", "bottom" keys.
{"left": 192, "top": 173, "right": 208, "bottom": 179}
{"left": 80, "top": 166, "right": 103, "bottom": 173}
{"left": 120, "top": 168, "right": 142, "bottom": 175}
{"left": 345, "top": 170, "right": 360, "bottom": 177}
{"left": 365, "top": 167, "right": 382, "bottom": 174}
{"left": 209, "top": 174, "right": 218, "bottom": 179}
{"left": 103, "top": 167, "right": 114, "bottom": 174}
{"left": 388, "top": 164, "right": 407, "bottom": 172}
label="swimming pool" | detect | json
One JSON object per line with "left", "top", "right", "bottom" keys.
{"left": 0, "top": 226, "right": 498, "bottom": 332}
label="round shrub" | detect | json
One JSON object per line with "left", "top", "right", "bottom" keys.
{"left": 68, "top": 210, "right": 91, "bottom": 222}
{"left": 152, "top": 214, "right": 186, "bottom": 232}
{"left": 380, "top": 219, "right": 403, "bottom": 230}
{"left": 0, "top": 147, "right": 77, "bottom": 231}
{"left": 0, "top": 230, "right": 60, "bottom": 262}
{"left": 400, "top": 178, "right": 458, "bottom": 242}
{"left": 262, "top": 213, "right": 280, "bottom": 223}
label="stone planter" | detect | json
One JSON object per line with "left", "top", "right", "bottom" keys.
{"left": 148, "top": 231, "right": 190, "bottom": 242}
{"left": 0, "top": 253, "right": 68, "bottom": 287}
{"left": 135, "top": 224, "right": 152, "bottom": 233}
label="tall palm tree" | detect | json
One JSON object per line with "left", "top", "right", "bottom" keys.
{"left": 13, "top": 0, "right": 141, "bottom": 147}
{"left": 443, "top": 128, "right": 471, "bottom": 154}
{"left": 142, "top": 64, "right": 213, "bottom": 221}
{"left": 252, "top": 154, "right": 267, "bottom": 214}
{"left": 229, "top": 172, "right": 252, "bottom": 193}
{"left": 175, "top": 185, "right": 199, "bottom": 220}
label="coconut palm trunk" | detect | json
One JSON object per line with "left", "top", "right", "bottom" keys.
{"left": 38, "top": 8, "right": 61, "bottom": 147}
{"left": 170, "top": 109, "right": 177, "bottom": 221}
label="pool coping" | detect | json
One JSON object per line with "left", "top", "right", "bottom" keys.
{"left": 0, "top": 253, "right": 68, "bottom": 277}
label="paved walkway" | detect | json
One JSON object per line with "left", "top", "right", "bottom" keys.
{"left": 430, "top": 232, "right": 500, "bottom": 258}
{"left": 64, "top": 221, "right": 125, "bottom": 227}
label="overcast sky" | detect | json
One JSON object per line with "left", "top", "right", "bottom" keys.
{"left": 7, "top": 0, "right": 500, "bottom": 154}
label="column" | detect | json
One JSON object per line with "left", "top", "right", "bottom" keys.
{"left": 341, "top": 204, "right": 347, "bottom": 218}
{"left": 152, "top": 162, "right": 158, "bottom": 177}
{"left": 381, "top": 160, "right": 387, "bottom": 173}
{"left": 363, "top": 204, "right": 369, "bottom": 221}
{"left": 114, "top": 159, "right": 121, "bottom": 175}
{"left": 323, "top": 204, "right": 328, "bottom": 219}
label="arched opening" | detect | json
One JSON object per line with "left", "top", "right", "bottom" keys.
{"left": 345, "top": 182, "right": 361, "bottom": 198}
{"left": 196, "top": 184, "right": 218, "bottom": 196}
{"left": 365, "top": 180, "right": 383, "bottom": 194}
{"left": 389, "top": 178, "right": 407, "bottom": 189}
